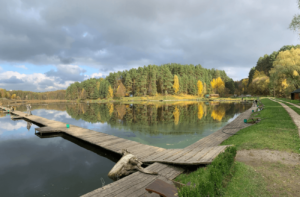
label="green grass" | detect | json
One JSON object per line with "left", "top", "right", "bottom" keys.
{"left": 276, "top": 97, "right": 300, "bottom": 104}
{"left": 175, "top": 146, "right": 237, "bottom": 197}
{"left": 279, "top": 100, "right": 300, "bottom": 115}
{"left": 222, "top": 162, "right": 270, "bottom": 197}
{"left": 221, "top": 98, "right": 300, "bottom": 154}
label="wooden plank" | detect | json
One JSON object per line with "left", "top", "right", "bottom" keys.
{"left": 105, "top": 140, "right": 141, "bottom": 151}
{"left": 173, "top": 146, "right": 207, "bottom": 162}
{"left": 99, "top": 138, "right": 129, "bottom": 148}
{"left": 87, "top": 135, "right": 118, "bottom": 144}
{"left": 137, "top": 147, "right": 165, "bottom": 160}
{"left": 153, "top": 149, "right": 182, "bottom": 162}
{"left": 166, "top": 149, "right": 193, "bottom": 162}
{"left": 143, "top": 149, "right": 173, "bottom": 162}
{"left": 198, "top": 146, "right": 226, "bottom": 163}
{"left": 192, "top": 147, "right": 216, "bottom": 161}
{"left": 87, "top": 163, "right": 169, "bottom": 197}
{"left": 126, "top": 144, "right": 149, "bottom": 154}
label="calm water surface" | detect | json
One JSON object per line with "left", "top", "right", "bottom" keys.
{"left": 0, "top": 102, "right": 251, "bottom": 197}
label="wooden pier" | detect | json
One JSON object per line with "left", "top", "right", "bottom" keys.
{"left": 0, "top": 104, "right": 256, "bottom": 196}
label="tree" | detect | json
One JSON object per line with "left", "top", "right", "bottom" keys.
{"left": 289, "top": 0, "right": 300, "bottom": 35}
{"left": 173, "top": 75, "right": 180, "bottom": 94}
{"left": 80, "top": 88, "right": 87, "bottom": 100}
{"left": 108, "top": 85, "right": 114, "bottom": 98}
{"left": 116, "top": 82, "right": 126, "bottom": 97}
{"left": 197, "top": 80, "right": 203, "bottom": 96}
{"left": 210, "top": 77, "right": 225, "bottom": 94}
{"left": 11, "top": 94, "right": 17, "bottom": 99}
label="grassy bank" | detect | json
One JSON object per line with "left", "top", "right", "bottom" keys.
{"left": 221, "top": 98, "right": 300, "bottom": 153}
{"left": 80, "top": 95, "right": 261, "bottom": 104}
{"left": 175, "top": 98, "right": 300, "bottom": 196}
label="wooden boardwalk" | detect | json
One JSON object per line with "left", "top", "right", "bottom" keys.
{"left": 0, "top": 104, "right": 256, "bottom": 196}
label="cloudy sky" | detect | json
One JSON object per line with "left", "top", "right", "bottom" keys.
{"left": 0, "top": 0, "right": 299, "bottom": 92}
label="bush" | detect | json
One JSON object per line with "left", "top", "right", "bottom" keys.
{"left": 178, "top": 146, "right": 237, "bottom": 197}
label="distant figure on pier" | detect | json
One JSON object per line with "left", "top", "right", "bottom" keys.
{"left": 10, "top": 106, "right": 14, "bottom": 112}
{"left": 26, "top": 104, "right": 32, "bottom": 116}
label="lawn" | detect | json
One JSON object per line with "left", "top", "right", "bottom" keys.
{"left": 175, "top": 98, "right": 300, "bottom": 196}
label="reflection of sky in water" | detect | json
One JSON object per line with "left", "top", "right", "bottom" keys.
{"left": 0, "top": 113, "right": 115, "bottom": 197}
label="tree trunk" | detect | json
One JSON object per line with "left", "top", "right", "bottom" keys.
{"left": 108, "top": 149, "right": 158, "bottom": 180}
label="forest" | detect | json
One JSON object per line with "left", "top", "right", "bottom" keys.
{"left": 0, "top": 88, "right": 66, "bottom": 100}
{"left": 65, "top": 64, "right": 235, "bottom": 100}
{"left": 235, "top": 44, "right": 300, "bottom": 97}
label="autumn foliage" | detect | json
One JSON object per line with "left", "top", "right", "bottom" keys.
{"left": 210, "top": 77, "right": 225, "bottom": 94}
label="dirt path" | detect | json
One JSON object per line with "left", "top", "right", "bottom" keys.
{"left": 236, "top": 149, "right": 300, "bottom": 196}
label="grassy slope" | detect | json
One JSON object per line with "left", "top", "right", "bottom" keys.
{"left": 221, "top": 98, "right": 300, "bottom": 153}
{"left": 175, "top": 98, "right": 300, "bottom": 196}
{"left": 223, "top": 162, "right": 270, "bottom": 197}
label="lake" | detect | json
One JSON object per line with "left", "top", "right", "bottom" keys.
{"left": 0, "top": 101, "right": 252, "bottom": 197}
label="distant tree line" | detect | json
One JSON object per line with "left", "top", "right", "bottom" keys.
{"left": 0, "top": 88, "right": 66, "bottom": 100}
{"left": 234, "top": 45, "right": 300, "bottom": 97}
{"left": 66, "top": 63, "right": 235, "bottom": 100}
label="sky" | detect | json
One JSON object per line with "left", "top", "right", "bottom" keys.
{"left": 0, "top": 0, "right": 299, "bottom": 92}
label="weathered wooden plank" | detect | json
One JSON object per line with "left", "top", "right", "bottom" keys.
{"left": 198, "top": 146, "right": 226, "bottom": 163}
{"left": 142, "top": 149, "right": 172, "bottom": 162}
{"left": 126, "top": 144, "right": 150, "bottom": 153}
{"left": 166, "top": 149, "right": 193, "bottom": 162}
{"left": 106, "top": 140, "right": 141, "bottom": 152}
{"left": 86, "top": 163, "right": 169, "bottom": 197}
{"left": 137, "top": 147, "right": 165, "bottom": 160}
{"left": 88, "top": 136, "right": 118, "bottom": 144}
{"left": 99, "top": 138, "right": 129, "bottom": 148}
{"left": 152, "top": 149, "right": 181, "bottom": 162}
{"left": 172, "top": 146, "right": 207, "bottom": 162}
{"left": 184, "top": 147, "right": 216, "bottom": 163}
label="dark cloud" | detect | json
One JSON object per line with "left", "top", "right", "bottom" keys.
{"left": 0, "top": 76, "right": 24, "bottom": 84}
{"left": 0, "top": 0, "right": 298, "bottom": 80}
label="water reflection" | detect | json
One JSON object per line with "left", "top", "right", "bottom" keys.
{"left": 13, "top": 102, "right": 251, "bottom": 149}
{"left": 0, "top": 114, "right": 116, "bottom": 197}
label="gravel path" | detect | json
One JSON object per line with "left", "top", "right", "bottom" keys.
{"left": 270, "top": 98, "right": 300, "bottom": 138}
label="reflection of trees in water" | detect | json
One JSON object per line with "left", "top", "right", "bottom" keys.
{"left": 15, "top": 103, "right": 68, "bottom": 112}
{"left": 173, "top": 107, "right": 180, "bottom": 125}
{"left": 64, "top": 102, "right": 251, "bottom": 135}
{"left": 211, "top": 105, "right": 226, "bottom": 121}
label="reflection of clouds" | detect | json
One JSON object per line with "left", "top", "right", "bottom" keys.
{"left": 0, "top": 121, "right": 27, "bottom": 131}
{"left": 53, "top": 111, "right": 71, "bottom": 119}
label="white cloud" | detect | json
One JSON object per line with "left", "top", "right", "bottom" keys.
{"left": 90, "top": 72, "right": 103, "bottom": 78}
{"left": 0, "top": 70, "right": 73, "bottom": 91}
{"left": 14, "top": 65, "right": 28, "bottom": 70}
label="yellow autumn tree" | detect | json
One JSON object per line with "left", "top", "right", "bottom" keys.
{"left": 210, "top": 77, "right": 225, "bottom": 94}
{"left": 173, "top": 106, "right": 180, "bottom": 125}
{"left": 273, "top": 48, "right": 300, "bottom": 68}
{"left": 197, "top": 80, "right": 203, "bottom": 97}
{"left": 270, "top": 48, "right": 300, "bottom": 96}
{"left": 173, "top": 75, "right": 179, "bottom": 94}
{"left": 108, "top": 85, "right": 113, "bottom": 98}
{"left": 11, "top": 94, "right": 16, "bottom": 99}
